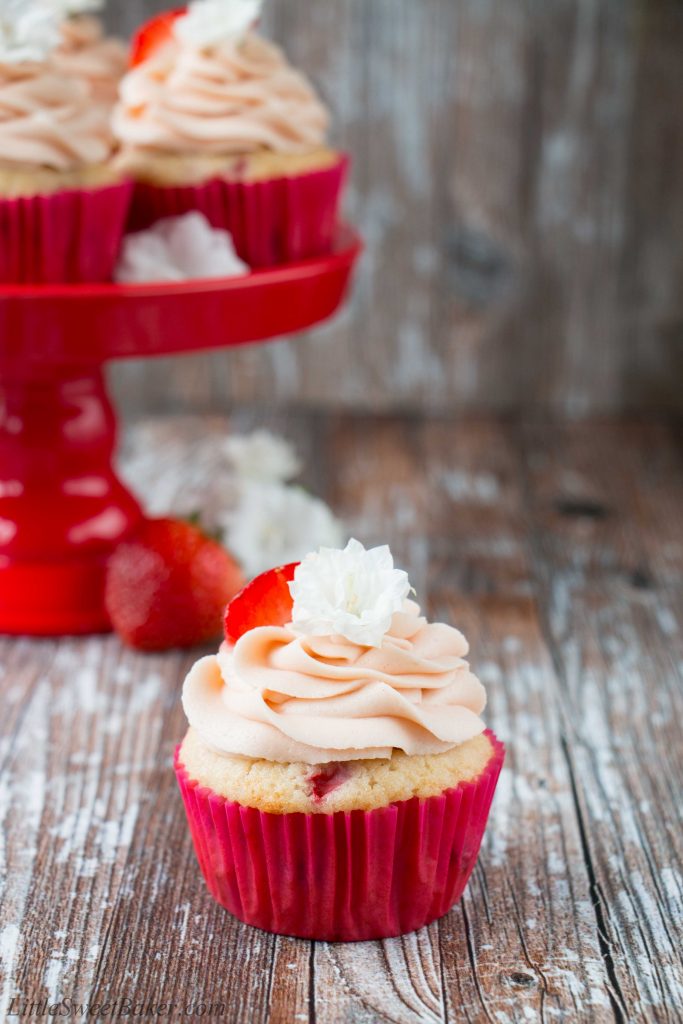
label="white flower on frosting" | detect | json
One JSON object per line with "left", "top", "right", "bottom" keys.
{"left": 225, "top": 482, "right": 345, "bottom": 578}
{"left": 0, "top": 0, "right": 62, "bottom": 63}
{"left": 60, "top": 0, "right": 104, "bottom": 14}
{"left": 224, "top": 430, "right": 301, "bottom": 483}
{"left": 289, "top": 539, "right": 411, "bottom": 648}
{"left": 115, "top": 213, "right": 250, "bottom": 284}
{"left": 174, "top": 0, "right": 263, "bottom": 49}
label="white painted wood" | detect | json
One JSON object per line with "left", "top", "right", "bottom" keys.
{"left": 104, "top": 1, "right": 683, "bottom": 416}
{"left": 0, "top": 414, "right": 680, "bottom": 1022}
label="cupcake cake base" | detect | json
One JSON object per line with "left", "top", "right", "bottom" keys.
{"left": 127, "top": 153, "right": 348, "bottom": 269}
{"left": 0, "top": 177, "right": 132, "bottom": 284}
{"left": 175, "top": 731, "right": 505, "bottom": 941}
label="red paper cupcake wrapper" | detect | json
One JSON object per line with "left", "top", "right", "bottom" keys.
{"left": 0, "top": 180, "right": 133, "bottom": 285}
{"left": 175, "top": 730, "right": 505, "bottom": 941}
{"left": 129, "top": 155, "right": 349, "bottom": 269}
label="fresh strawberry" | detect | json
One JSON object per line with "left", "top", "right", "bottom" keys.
{"left": 224, "top": 562, "right": 298, "bottom": 644}
{"left": 307, "top": 763, "right": 350, "bottom": 802}
{"left": 106, "top": 517, "right": 244, "bottom": 651}
{"left": 130, "top": 8, "right": 185, "bottom": 67}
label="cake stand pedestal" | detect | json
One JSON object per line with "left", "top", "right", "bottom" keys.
{"left": 0, "top": 226, "right": 361, "bottom": 635}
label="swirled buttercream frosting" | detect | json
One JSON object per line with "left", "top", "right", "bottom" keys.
{"left": 53, "top": 16, "right": 127, "bottom": 105}
{"left": 0, "top": 61, "right": 114, "bottom": 170}
{"left": 182, "top": 600, "right": 487, "bottom": 764}
{"left": 113, "top": 31, "right": 329, "bottom": 157}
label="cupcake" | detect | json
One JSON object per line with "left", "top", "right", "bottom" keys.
{"left": 53, "top": 5, "right": 127, "bottom": 106}
{"left": 114, "top": 0, "right": 348, "bottom": 268}
{"left": 176, "top": 540, "right": 505, "bottom": 941}
{"left": 0, "top": 2, "right": 132, "bottom": 283}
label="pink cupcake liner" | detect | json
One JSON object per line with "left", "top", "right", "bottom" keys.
{"left": 129, "top": 154, "right": 349, "bottom": 269}
{"left": 0, "top": 180, "right": 133, "bottom": 285}
{"left": 175, "top": 730, "right": 505, "bottom": 941}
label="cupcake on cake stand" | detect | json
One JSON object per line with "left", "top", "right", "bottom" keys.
{"left": 0, "top": 1, "right": 360, "bottom": 636}
{"left": 0, "top": 227, "right": 361, "bottom": 635}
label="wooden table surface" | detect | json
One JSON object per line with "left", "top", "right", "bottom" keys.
{"left": 1, "top": 412, "right": 681, "bottom": 1023}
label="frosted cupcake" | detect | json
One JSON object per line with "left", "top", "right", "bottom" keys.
{"left": 176, "top": 540, "right": 505, "bottom": 941}
{"left": 0, "top": 2, "right": 132, "bottom": 283}
{"left": 114, "top": 0, "right": 347, "bottom": 267}
{"left": 53, "top": 4, "right": 127, "bottom": 106}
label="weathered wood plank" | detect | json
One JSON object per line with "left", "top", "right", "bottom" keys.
{"left": 105, "top": 1, "right": 683, "bottom": 416}
{"left": 0, "top": 414, "right": 681, "bottom": 1024}
{"left": 421, "top": 419, "right": 620, "bottom": 1021}
{"left": 518, "top": 420, "right": 683, "bottom": 1021}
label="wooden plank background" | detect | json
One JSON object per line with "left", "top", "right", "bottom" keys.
{"left": 105, "top": 0, "right": 683, "bottom": 418}
{"left": 1, "top": 413, "right": 681, "bottom": 1021}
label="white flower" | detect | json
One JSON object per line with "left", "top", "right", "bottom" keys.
{"left": 174, "top": 0, "right": 263, "bottom": 49}
{"left": 115, "top": 213, "right": 249, "bottom": 284}
{"left": 0, "top": 0, "right": 62, "bottom": 63}
{"left": 224, "top": 430, "right": 301, "bottom": 483}
{"left": 289, "top": 538, "right": 411, "bottom": 647}
{"left": 225, "top": 482, "right": 345, "bottom": 579}
{"left": 41, "top": 0, "right": 103, "bottom": 14}
{"left": 61, "top": 0, "right": 104, "bottom": 14}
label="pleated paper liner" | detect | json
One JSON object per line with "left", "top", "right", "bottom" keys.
{"left": 175, "top": 730, "right": 505, "bottom": 942}
{"left": 128, "top": 154, "right": 349, "bottom": 269}
{"left": 0, "top": 180, "right": 133, "bottom": 285}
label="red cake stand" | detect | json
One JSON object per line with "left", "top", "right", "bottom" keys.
{"left": 0, "top": 226, "right": 361, "bottom": 636}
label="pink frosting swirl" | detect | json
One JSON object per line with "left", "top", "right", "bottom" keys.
{"left": 53, "top": 16, "right": 127, "bottom": 106}
{"left": 0, "top": 61, "right": 115, "bottom": 170}
{"left": 113, "top": 31, "right": 329, "bottom": 156}
{"left": 182, "top": 601, "right": 487, "bottom": 764}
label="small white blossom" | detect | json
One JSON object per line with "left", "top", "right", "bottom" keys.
{"left": 289, "top": 538, "right": 411, "bottom": 648}
{"left": 225, "top": 482, "right": 345, "bottom": 579}
{"left": 0, "top": 0, "right": 62, "bottom": 63}
{"left": 115, "top": 213, "right": 249, "bottom": 284}
{"left": 174, "top": 0, "right": 263, "bottom": 49}
{"left": 61, "top": 0, "right": 104, "bottom": 14}
{"left": 223, "top": 430, "right": 301, "bottom": 483}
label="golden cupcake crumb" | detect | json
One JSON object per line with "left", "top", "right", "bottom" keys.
{"left": 115, "top": 146, "right": 340, "bottom": 188}
{"left": 0, "top": 161, "right": 124, "bottom": 199}
{"left": 179, "top": 727, "right": 494, "bottom": 815}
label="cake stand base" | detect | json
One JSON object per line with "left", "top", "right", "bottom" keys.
{"left": 0, "top": 559, "right": 116, "bottom": 636}
{"left": 0, "top": 366, "right": 142, "bottom": 636}
{"left": 0, "top": 227, "right": 361, "bottom": 636}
